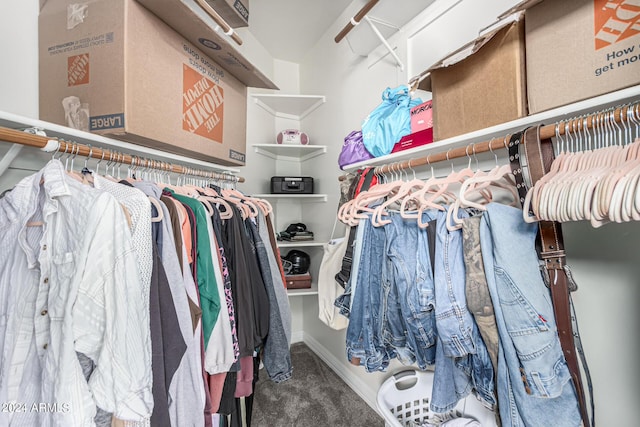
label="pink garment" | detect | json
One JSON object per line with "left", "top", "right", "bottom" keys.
{"left": 234, "top": 357, "right": 254, "bottom": 398}
{"left": 208, "top": 372, "right": 227, "bottom": 413}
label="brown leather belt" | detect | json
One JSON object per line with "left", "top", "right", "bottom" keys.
{"left": 517, "top": 126, "right": 592, "bottom": 427}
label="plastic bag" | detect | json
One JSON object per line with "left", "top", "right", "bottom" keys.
{"left": 338, "top": 130, "right": 374, "bottom": 170}
{"left": 361, "top": 85, "right": 422, "bottom": 157}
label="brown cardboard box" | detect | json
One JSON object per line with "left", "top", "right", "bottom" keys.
{"left": 284, "top": 273, "right": 312, "bottom": 289}
{"left": 204, "top": 0, "right": 249, "bottom": 28}
{"left": 39, "top": 0, "right": 247, "bottom": 166}
{"left": 526, "top": 0, "right": 640, "bottom": 114}
{"left": 421, "top": 18, "right": 527, "bottom": 141}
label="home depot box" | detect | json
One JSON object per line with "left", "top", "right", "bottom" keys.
{"left": 204, "top": 0, "right": 249, "bottom": 28}
{"left": 39, "top": 0, "right": 247, "bottom": 166}
{"left": 526, "top": 0, "right": 640, "bottom": 114}
{"left": 421, "top": 17, "right": 527, "bottom": 141}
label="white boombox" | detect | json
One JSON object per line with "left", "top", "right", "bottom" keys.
{"left": 276, "top": 129, "right": 310, "bottom": 145}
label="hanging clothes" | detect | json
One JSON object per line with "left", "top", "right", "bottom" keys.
{"left": 0, "top": 159, "right": 292, "bottom": 427}
{"left": 0, "top": 160, "right": 153, "bottom": 426}
{"left": 338, "top": 197, "right": 581, "bottom": 425}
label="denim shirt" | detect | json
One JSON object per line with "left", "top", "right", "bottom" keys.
{"left": 246, "top": 219, "right": 292, "bottom": 383}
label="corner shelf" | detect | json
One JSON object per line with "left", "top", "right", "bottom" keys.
{"left": 287, "top": 285, "right": 319, "bottom": 297}
{"left": 253, "top": 193, "right": 328, "bottom": 202}
{"left": 252, "top": 94, "right": 326, "bottom": 120}
{"left": 278, "top": 241, "right": 325, "bottom": 248}
{"left": 253, "top": 144, "right": 327, "bottom": 161}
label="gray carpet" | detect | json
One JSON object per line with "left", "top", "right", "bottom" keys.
{"left": 252, "top": 342, "right": 384, "bottom": 427}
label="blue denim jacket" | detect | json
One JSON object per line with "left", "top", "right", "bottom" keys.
{"left": 480, "top": 203, "right": 580, "bottom": 426}
{"left": 246, "top": 220, "right": 292, "bottom": 383}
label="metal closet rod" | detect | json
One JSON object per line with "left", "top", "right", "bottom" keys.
{"left": 339, "top": 101, "right": 640, "bottom": 181}
{"left": 0, "top": 125, "right": 245, "bottom": 183}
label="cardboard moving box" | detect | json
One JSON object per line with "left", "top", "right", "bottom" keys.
{"left": 421, "top": 17, "right": 527, "bottom": 141}
{"left": 39, "top": 0, "right": 247, "bottom": 166}
{"left": 526, "top": 0, "right": 640, "bottom": 114}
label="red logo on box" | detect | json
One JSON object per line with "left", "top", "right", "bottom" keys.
{"left": 182, "top": 64, "right": 224, "bottom": 142}
{"left": 67, "top": 53, "right": 90, "bottom": 86}
{"left": 594, "top": 0, "right": 640, "bottom": 50}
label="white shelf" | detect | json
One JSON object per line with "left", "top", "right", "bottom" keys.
{"left": 0, "top": 111, "right": 240, "bottom": 174}
{"left": 252, "top": 94, "right": 326, "bottom": 120}
{"left": 277, "top": 241, "right": 325, "bottom": 248}
{"left": 253, "top": 193, "right": 328, "bottom": 202}
{"left": 253, "top": 144, "right": 327, "bottom": 161}
{"left": 343, "top": 85, "right": 640, "bottom": 171}
{"left": 287, "top": 285, "right": 319, "bottom": 297}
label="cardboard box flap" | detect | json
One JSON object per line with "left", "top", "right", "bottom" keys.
{"left": 498, "top": 0, "right": 544, "bottom": 19}
{"left": 418, "top": 12, "right": 524, "bottom": 91}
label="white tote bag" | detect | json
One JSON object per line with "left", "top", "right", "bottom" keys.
{"left": 318, "top": 225, "right": 350, "bottom": 330}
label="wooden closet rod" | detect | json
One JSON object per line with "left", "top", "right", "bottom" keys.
{"left": 339, "top": 101, "right": 640, "bottom": 181}
{"left": 194, "top": 0, "right": 243, "bottom": 46}
{"left": 0, "top": 125, "right": 245, "bottom": 183}
{"left": 335, "top": 0, "right": 380, "bottom": 43}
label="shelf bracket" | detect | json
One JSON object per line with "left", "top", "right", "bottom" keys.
{"left": 0, "top": 144, "right": 24, "bottom": 178}
{"left": 363, "top": 16, "right": 404, "bottom": 71}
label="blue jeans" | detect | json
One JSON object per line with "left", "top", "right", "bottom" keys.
{"left": 382, "top": 211, "right": 437, "bottom": 369}
{"left": 344, "top": 215, "right": 389, "bottom": 372}
{"left": 334, "top": 221, "right": 365, "bottom": 318}
{"left": 480, "top": 203, "right": 580, "bottom": 426}
{"left": 431, "top": 209, "right": 495, "bottom": 412}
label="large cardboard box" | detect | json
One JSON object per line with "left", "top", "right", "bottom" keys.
{"left": 526, "top": 0, "right": 640, "bottom": 114}
{"left": 39, "top": 0, "right": 247, "bottom": 166}
{"left": 421, "top": 18, "right": 527, "bottom": 141}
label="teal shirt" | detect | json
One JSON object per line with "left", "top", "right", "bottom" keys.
{"left": 167, "top": 189, "right": 220, "bottom": 347}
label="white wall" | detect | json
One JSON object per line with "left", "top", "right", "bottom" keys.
{"left": 0, "top": 2, "right": 39, "bottom": 117}
{"left": 298, "top": 0, "right": 640, "bottom": 425}
{"left": 2, "top": 1, "right": 639, "bottom": 426}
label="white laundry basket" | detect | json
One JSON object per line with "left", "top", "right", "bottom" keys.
{"left": 376, "top": 369, "right": 497, "bottom": 427}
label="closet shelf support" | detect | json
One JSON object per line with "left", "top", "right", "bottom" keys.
{"left": 363, "top": 16, "right": 404, "bottom": 71}
{"left": 0, "top": 144, "right": 24, "bottom": 178}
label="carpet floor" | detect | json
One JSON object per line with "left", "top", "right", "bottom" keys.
{"left": 252, "top": 342, "right": 384, "bottom": 427}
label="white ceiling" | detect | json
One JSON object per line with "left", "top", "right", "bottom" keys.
{"left": 247, "top": 0, "right": 437, "bottom": 63}
{"left": 248, "top": 0, "right": 355, "bottom": 63}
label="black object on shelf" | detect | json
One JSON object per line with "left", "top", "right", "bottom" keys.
{"left": 270, "top": 176, "right": 314, "bottom": 194}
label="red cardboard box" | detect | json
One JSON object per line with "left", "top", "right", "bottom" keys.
{"left": 410, "top": 100, "right": 433, "bottom": 133}
{"left": 391, "top": 127, "right": 434, "bottom": 154}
